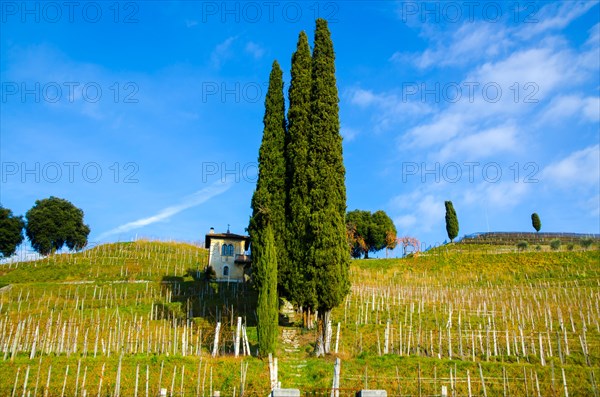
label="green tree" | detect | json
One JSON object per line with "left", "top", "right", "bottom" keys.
{"left": 248, "top": 60, "right": 286, "bottom": 355}
{"left": 346, "top": 210, "right": 371, "bottom": 258}
{"left": 346, "top": 210, "right": 396, "bottom": 258}
{"left": 25, "top": 197, "right": 90, "bottom": 255}
{"left": 580, "top": 238, "right": 593, "bottom": 250}
{"left": 371, "top": 210, "right": 397, "bottom": 255}
{"left": 308, "top": 19, "right": 350, "bottom": 356}
{"left": 0, "top": 206, "right": 25, "bottom": 258}
{"left": 444, "top": 201, "right": 459, "bottom": 243}
{"left": 254, "top": 224, "right": 278, "bottom": 356}
{"left": 284, "top": 31, "right": 313, "bottom": 312}
{"left": 531, "top": 213, "right": 541, "bottom": 232}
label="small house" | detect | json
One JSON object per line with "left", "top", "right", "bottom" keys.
{"left": 205, "top": 227, "right": 251, "bottom": 282}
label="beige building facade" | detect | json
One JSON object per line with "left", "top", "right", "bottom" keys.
{"left": 205, "top": 227, "right": 251, "bottom": 282}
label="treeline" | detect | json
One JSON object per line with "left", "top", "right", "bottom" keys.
{"left": 0, "top": 197, "right": 90, "bottom": 258}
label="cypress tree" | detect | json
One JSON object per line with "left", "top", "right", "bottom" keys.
{"left": 254, "top": 224, "right": 278, "bottom": 356}
{"left": 307, "top": 19, "right": 350, "bottom": 355}
{"left": 531, "top": 213, "right": 541, "bottom": 232}
{"left": 249, "top": 60, "right": 286, "bottom": 355}
{"left": 284, "top": 31, "right": 314, "bottom": 313}
{"left": 444, "top": 201, "right": 459, "bottom": 243}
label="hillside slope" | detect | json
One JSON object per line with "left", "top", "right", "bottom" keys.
{"left": 0, "top": 242, "right": 598, "bottom": 395}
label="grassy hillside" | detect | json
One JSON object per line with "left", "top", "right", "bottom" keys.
{"left": 0, "top": 241, "right": 598, "bottom": 396}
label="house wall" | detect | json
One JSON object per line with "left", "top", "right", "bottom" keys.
{"left": 208, "top": 238, "right": 246, "bottom": 281}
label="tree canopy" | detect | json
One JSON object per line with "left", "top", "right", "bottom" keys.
{"left": 25, "top": 197, "right": 90, "bottom": 255}
{"left": 346, "top": 209, "right": 397, "bottom": 258}
{"left": 0, "top": 206, "right": 25, "bottom": 258}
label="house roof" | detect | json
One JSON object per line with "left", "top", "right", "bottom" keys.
{"left": 205, "top": 232, "right": 250, "bottom": 250}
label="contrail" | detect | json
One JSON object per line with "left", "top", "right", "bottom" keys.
{"left": 97, "top": 180, "right": 233, "bottom": 240}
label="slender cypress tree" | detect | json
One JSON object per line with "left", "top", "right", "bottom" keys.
{"left": 284, "top": 31, "right": 314, "bottom": 314}
{"left": 254, "top": 224, "right": 278, "bottom": 356}
{"left": 445, "top": 201, "right": 459, "bottom": 242}
{"left": 531, "top": 213, "right": 541, "bottom": 232}
{"left": 307, "top": 19, "right": 350, "bottom": 355}
{"left": 249, "top": 60, "right": 286, "bottom": 355}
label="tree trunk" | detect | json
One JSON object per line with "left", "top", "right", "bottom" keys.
{"left": 314, "top": 309, "right": 331, "bottom": 357}
{"left": 364, "top": 251, "right": 369, "bottom": 259}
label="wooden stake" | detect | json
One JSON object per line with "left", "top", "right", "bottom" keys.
{"left": 478, "top": 363, "right": 487, "bottom": 397}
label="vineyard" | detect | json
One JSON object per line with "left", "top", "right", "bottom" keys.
{"left": 0, "top": 240, "right": 599, "bottom": 396}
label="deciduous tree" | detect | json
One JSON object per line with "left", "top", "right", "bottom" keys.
{"left": 25, "top": 197, "right": 90, "bottom": 255}
{"left": 0, "top": 206, "right": 24, "bottom": 258}
{"left": 346, "top": 209, "right": 396, "bottom": 258}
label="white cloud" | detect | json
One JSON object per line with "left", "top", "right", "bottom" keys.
{"left": 586, "top": 23, "right": 600, "bottom": 47}
{"left": 539, "top": 95, "right": 600, "bottom": 124}
{"left": 391, "top": 192, "right": 445, "bottom": 234}
{"left": 463, "top": 180, "right": 531, "bottom": 209}
{"left": 517, "top": 1, "right": 599, "bottom": 40}
{"left": 403, "top": 112, "right": 466, "bottom": 148}
{"left": 341, "top": 126, "right": 359, "bottom": 142}
{"left": 404, "top": 22, "right": 512, "bottom": 69}
{"left": 346, "top": 87, "right": 433, "bottom": 133}
{"left": 97, "top": 181, "right": 233, "bottom": 240}
{"left": 435, "top": 125, "right": 519, "bottom": 162}
{"left": 350, "top": 88, "right": 378, "bottom": 107}
{"left": 211, "top": 36, "right": 238, "bottom": 68}
{"left": 245, "top": 41, "right": 265, "bottom": 59}
{"left": 542, "top": 145, "right": 600, "bottom": 189}
{"left": 394, "top": 2, "right": 598, "bottom": 70}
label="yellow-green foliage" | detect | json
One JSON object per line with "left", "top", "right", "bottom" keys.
{"left": 0, "top": 242, "right": 598, "bottom": 395}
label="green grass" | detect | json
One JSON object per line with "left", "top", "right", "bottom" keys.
{"left": 0, "top": 242, "right": 598, "bottom": 395}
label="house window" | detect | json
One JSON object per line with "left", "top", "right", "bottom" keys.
{"left": 223, "top": 265, "right": 229, "bottom": 276}
{"left": 221, "top": 243, "right": 234, "bottom": 256}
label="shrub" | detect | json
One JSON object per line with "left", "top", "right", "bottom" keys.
{"left": 516, "top": 241, "right": 528, "bottom": 251}
{"left": 204, "top": 265, "right": 217, "bottom": 281}
{"left": 535, "top": 245, "right": 542, "bottom": 251}
{"left": 550, "top": 239, "right": 561, "bottom": 250}
{"left": 580, "top": 238, "right": 593, "bottom": 250}
{"left": 567, "top": 243, "right": 575, "bottom": 251}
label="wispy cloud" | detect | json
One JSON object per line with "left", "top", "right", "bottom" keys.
{"left": 211, "top": 36, "right": 238, "bottom": 68}
{"left": 97, "top": 181, "right": 233, "bottom": 240}
{"left": 245, "top": 41, "right": 265, "bottom": 59}
{"left": 542, "top": 145, "right": 600, "bottom": 189}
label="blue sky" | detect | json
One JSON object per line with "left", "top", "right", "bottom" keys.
{"left": 1, "top": 1, "right": 599, "bottom": 255}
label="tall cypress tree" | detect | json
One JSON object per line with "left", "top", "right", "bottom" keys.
{"left": 254, "top": 224, "right": 278, "bottom": 356}
{"left": 249, "top": 60, "right": 286, "bottom": 355}
{"left": 284, "top": 31, "right": 314, "bottom": 314}
{"left": 307, "top": 19, "right": 350, "bottom": 355}
{"left": 445, "top": 201, "right": 459, "bottom": 242}
{"left": 531, "top": 212, "right": 541, "bottom": 233}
